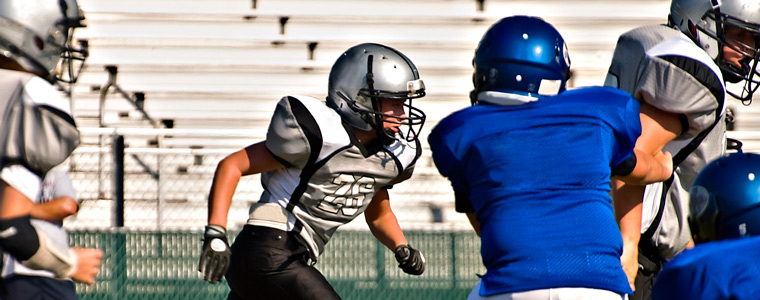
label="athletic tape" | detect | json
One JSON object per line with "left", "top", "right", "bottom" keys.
{"left": 21, "top": 227, "right": 77, "bottom": 279}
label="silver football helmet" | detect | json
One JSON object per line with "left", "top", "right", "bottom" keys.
{"left": 326, "top": 43, "right": 426, "bottom": 145}
{"left": 669, "top": 0, "right": 760, "bottom": 101}
{"left": 0, "top": 0, "right": 88, "bottom": 83}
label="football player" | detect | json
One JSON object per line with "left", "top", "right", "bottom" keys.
{"left": 428, "top": 16, "right": 673, "bottom": 300}
{"left": 0, "top": 0, "right": 101, "bottom": 285}
{"left": 652, "top": 148, "right": 760, "bottom": 299}
{"left": 2, "top": 168, "right": 82, "bottom": 300}
{"left": 199, "top": 43, "right": 427, "bottom": 300}
{"left": 604, "top": 0, "right": 760, "bottom": 297}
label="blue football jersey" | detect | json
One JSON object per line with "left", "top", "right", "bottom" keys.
{"left": 429, "top": 86, "right": 640, "bottom": 296}
{"left": 652, "top": 237, "right": 760, "bottom": 300}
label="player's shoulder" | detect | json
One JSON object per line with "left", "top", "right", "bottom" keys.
{"left": 274, "top": 95, "right": 341, "bottom": 123}
{"left": 277, "top": 94, "right": 330, "bottom": 113}
{"left": 618, "top": 24, "right": 682, "bottom": 47}
{"left": 556, "top": 86, "right": 638, "bottom": 107}
{"left": 563, "top": 86, "right": 632, "bottom": 98}
{"left": 613, "top": 25, "right": 696, "bottom": 61}
{"left": 0, "top": 70, "right": 69, "bottom": 112}
{"left": 431, "top": 105, "right": 479, "bottom": 137}
{"left": 618, "top": 25, "right": 714, "bottom": 65}
{"left": 0, "top": 68, "right": 36, "bottom": 85}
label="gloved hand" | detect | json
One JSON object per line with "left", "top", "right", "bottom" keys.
{"left": 394, "top": 244, "right": 425, "bottom": 275}
{"left": 198, "top": 225, "right": 231, "bottom": 283}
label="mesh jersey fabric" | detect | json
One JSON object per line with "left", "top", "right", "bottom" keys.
{"left": 651, "top": 236, "right": 760, "bottom": 300}
{"left": 604, "top": 24, "right": 726, "bottom": 259}
{"left": 429, "top": 86, "right": 640, "bottom": 296}
{"left": 251, "top": 95, "right": 420, "bottom": 260}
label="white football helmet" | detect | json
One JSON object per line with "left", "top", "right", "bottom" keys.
{"left": 326, "top": 43, "right": 426, "bottom": 145}
{"left": 669, "top": 0, "right": 760, "bottom": 101}
{"left": 0, "top": 0, "right": 88, "bottom": 83}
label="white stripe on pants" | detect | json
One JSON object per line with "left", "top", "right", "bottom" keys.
{"left": 467, "top": 280, "right": 628, "bottom": 300}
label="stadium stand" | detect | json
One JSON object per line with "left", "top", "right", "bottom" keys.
{"left": 58, "top": 1, "right": 760, "bottom": 298}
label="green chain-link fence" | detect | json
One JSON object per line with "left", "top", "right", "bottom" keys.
{"left": 71, "top": 229, "right": 484, "bottom": 300}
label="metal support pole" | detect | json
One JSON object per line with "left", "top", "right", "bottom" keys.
{"left": 279, "top": 16, "right": 290, "bottom": 35}
{"left": 114, "top": 135, "right": 125, "bottom": 228}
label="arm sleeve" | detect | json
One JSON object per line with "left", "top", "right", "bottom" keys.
{"left": 454, "top": 190, "right": 474, "bottom": 213}
{"left": 611, "top": 152, "right": 637, "bottom": 177}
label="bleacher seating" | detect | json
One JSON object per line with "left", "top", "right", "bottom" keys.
{"left": 64, "top": 0, "right": 760, "bottom": 232}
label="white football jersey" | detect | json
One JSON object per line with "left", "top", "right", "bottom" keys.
{"left": 605, "top": 25, "right": 726, "bottom": 259}
{"left": 249, "top": 95, "right": 420, "bottom": 259}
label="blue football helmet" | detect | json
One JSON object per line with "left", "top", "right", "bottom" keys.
{"left": 471, "top": 15, "right": 571, "bottom": 104}
{"left": 689, "top": 150, "right": 760, "bottom": 243}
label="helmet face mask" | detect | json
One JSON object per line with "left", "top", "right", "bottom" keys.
{"left": 56, "top": 30, "right": 88, "bottom": 84}
{"left": 327, "top": 43, "right": 426, "bottom": 145}
{"left": 0, "top": 0, "right": 87, "bottom": 84}
{"left": 669, "top": 0, "right": 760, "bottom": 101}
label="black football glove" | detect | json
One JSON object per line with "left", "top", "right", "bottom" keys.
{"left": 394, "top": 244, "right": 425, "bottom": 275}
{"left": 198, "top": 225, "right": 231, "bottom": 283}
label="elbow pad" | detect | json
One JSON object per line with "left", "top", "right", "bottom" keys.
{"left": 612, "top": 153, "right": 637, "bottom": 177}
{"left": 0, "top": 215, "right": 76, "bottom": 279}
{"left": 0, "top": 215, "right": 40, "bottom": 260}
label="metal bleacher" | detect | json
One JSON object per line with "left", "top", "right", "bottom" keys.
{"left": 64, "top": 0, "right": 760, "bottom": 232}
{"left": 55, "top": 1, "right": 760, "bottom": 299}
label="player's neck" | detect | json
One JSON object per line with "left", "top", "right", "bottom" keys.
{"left": 353, "top": 128, "right": 377, "bottom": 146}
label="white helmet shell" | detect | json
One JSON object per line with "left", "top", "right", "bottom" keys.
{"left": 0, "top": 0, "right": 86, "bottom": 82}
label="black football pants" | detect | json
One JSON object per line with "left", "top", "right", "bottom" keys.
{"left": 0, "top": 275, "right": 78, "bottom": 300}
{"left": 225, "top": 225, "right": 341, "bottom": 300}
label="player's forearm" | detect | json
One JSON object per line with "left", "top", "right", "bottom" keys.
{"left": 367, "top": 213, "right": 407, "bottom": 251}
{"left": 618, "top": 148, "right": 673, "bottom": 185}
{"left": 612, "top": 178, "right": 644, "bottom": 289}
{"left": 618, "top": 203, "right": 642, "bottom": 247}
{"left": 365, "top": 191, "right": 408, "bottom": 250}
{"left": 30, "top": 197, "right": 78, "bottom": 221}
{"left": 612, "top": 179, "right": 644, "bottom": 243}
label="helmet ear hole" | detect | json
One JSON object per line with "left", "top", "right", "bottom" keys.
{"left": 689, "top": 185, "right": 719, "bottom": 243}
{"left": 34, "top": 36, "right": 45, "bottom": 50}
{"left": 361, "top": 110, "right": 374, "bottom": 125}
{"left": 688, "top": 20, "right": 698, "bottom": 40}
